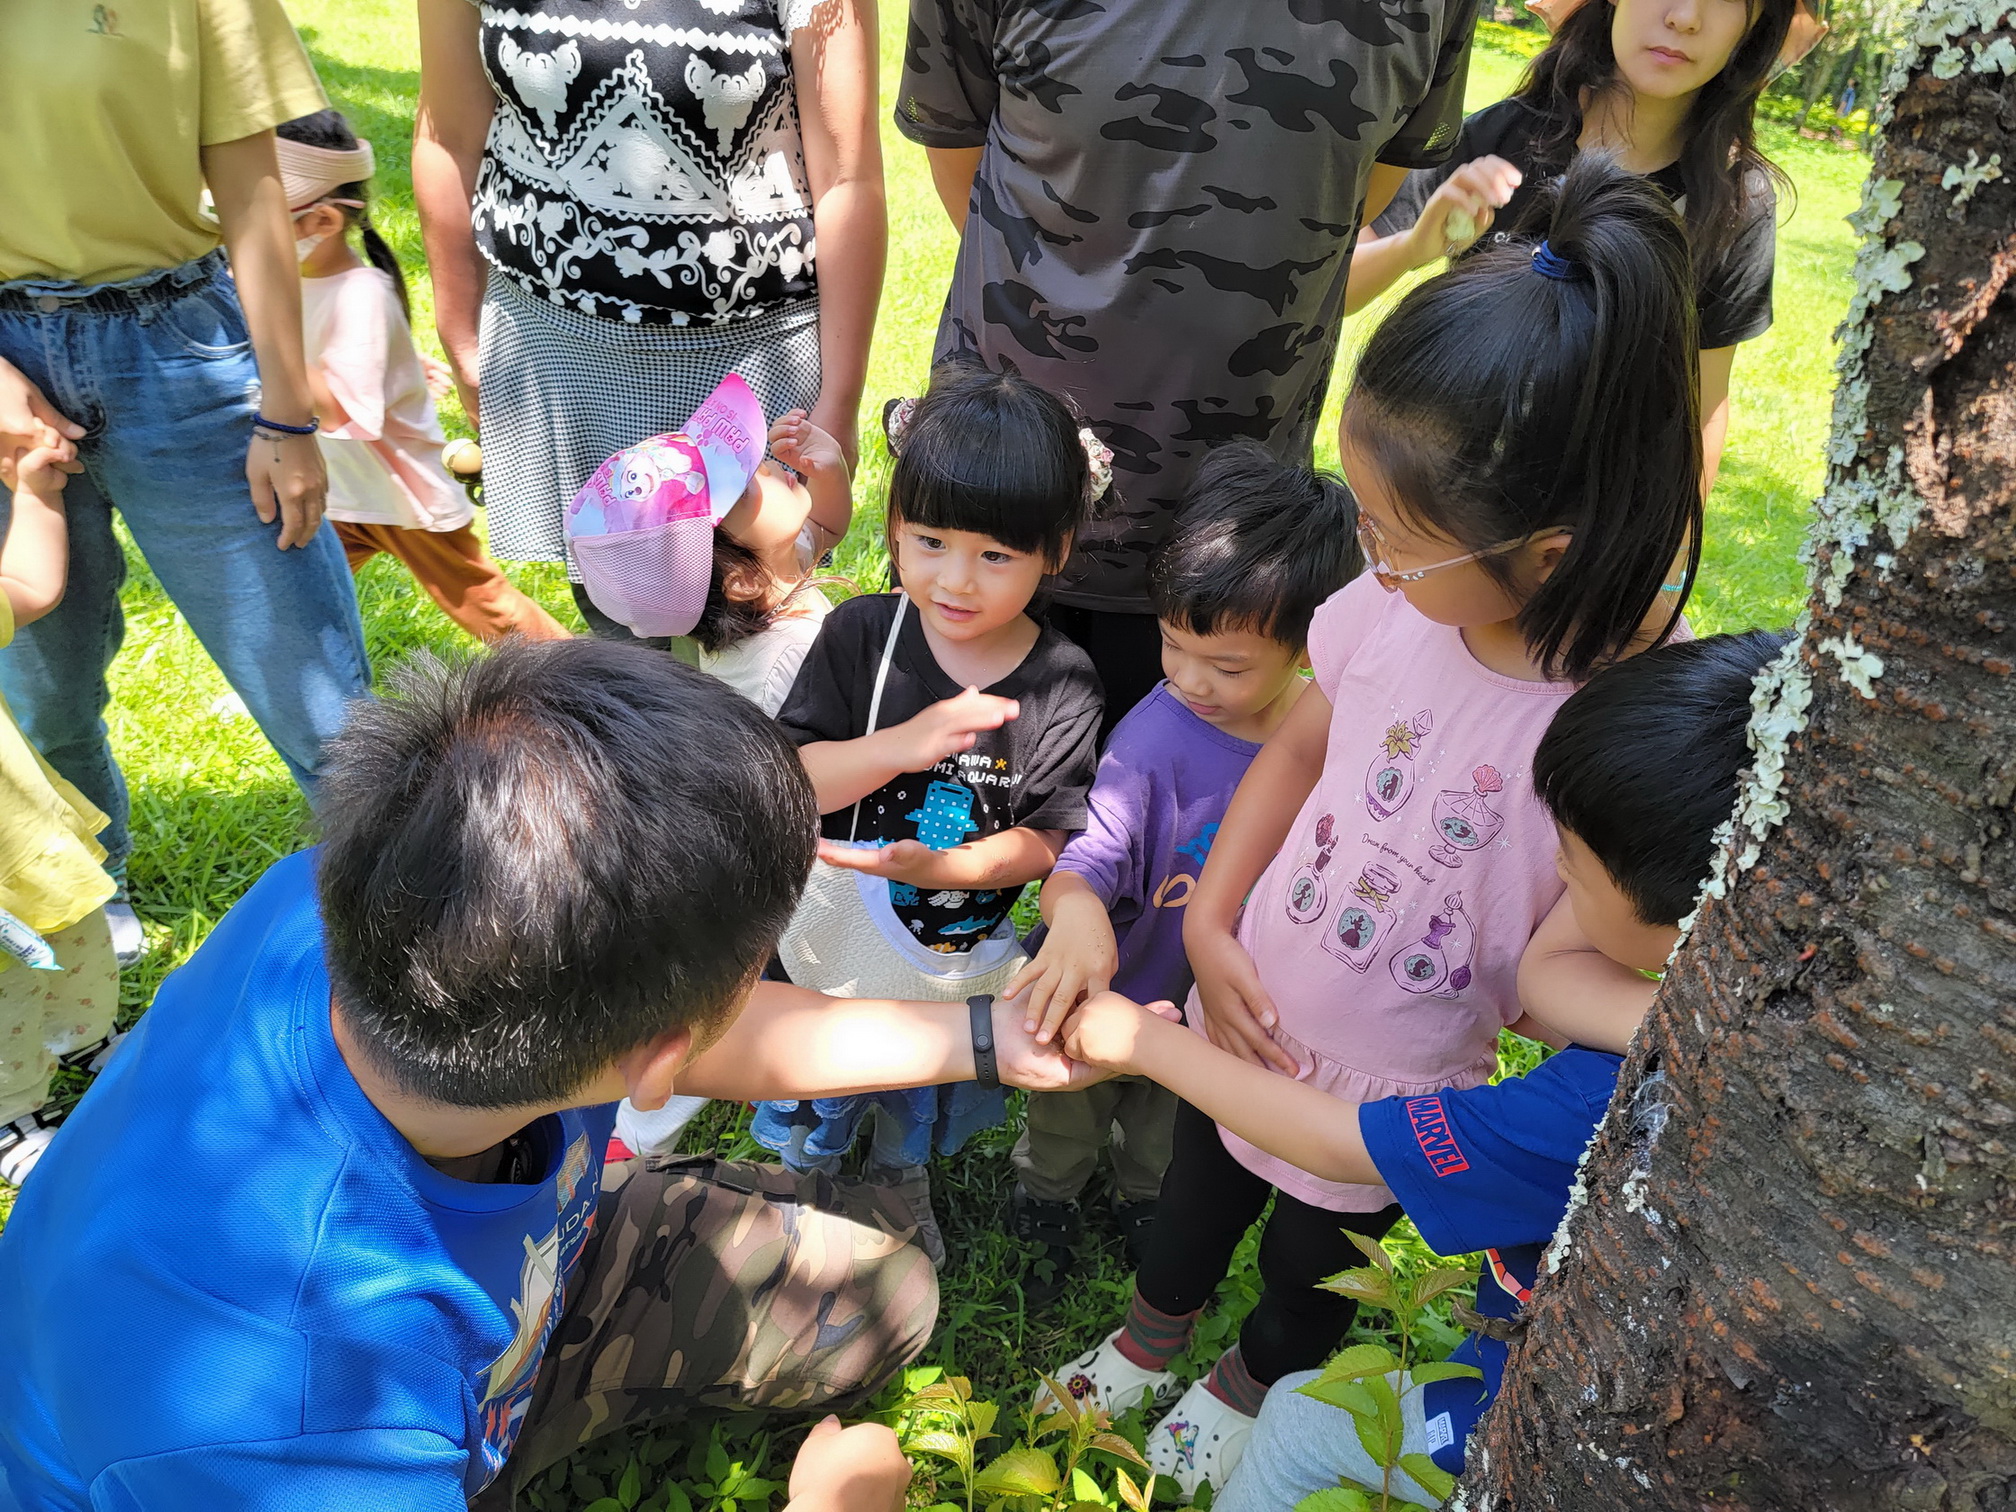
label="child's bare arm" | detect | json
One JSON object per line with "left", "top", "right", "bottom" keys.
{"left": 1184, "top": 683, "right": 1332, "bottom": 1074}
{"left": 817, "top": 825, "right": 1062, "bottom": 891}
{"left": 1515, "top": 894, "right": 1658, "bottom": 1054}
{"left": 1064, "top": 994, "right": 1381, "bottom": 1186}
{"left": 768, "top": 410, "right": 853, "bottom": 549}
{"left": 1003, "top": 870, "right": 1118, "bottom": 1043}
{"left": 799, "top": 687, "right": 1018, "bottom": 812}
{"left": 2, "top": 451, "right": 71, "bottom": 626}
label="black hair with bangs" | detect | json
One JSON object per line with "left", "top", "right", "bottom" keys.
{"left": 1150, "top": 441, "right": 1362, "bottom": 649}
{"left": 886, "top": 362, "right": 1092, "bottom": 567}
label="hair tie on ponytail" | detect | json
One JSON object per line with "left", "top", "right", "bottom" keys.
{"left": 1531, "top": 241, "right": 1580, "bottom": 281}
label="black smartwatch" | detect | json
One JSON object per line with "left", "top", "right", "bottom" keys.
{"left": 968, "top": 994, "right": 1000, "bottom": 1090}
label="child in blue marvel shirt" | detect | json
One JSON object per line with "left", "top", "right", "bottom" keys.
{"left": 1050, "top": 628, "right": 1789, "bottom": 1501}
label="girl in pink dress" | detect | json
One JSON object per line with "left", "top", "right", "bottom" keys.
{"left": 1043, "top": 157, "right": 1707, "bottom": 1498}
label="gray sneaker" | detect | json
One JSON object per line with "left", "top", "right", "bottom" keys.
{"left": 876, "top": 1164, "right": 947, "bottom": 1268}
{"left": 104, "top": 884, "right": 146, "bottom": 968}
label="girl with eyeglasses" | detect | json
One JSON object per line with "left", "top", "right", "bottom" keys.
{"left": 1039, "top": 155, "right": 1704, "bottom": 1499}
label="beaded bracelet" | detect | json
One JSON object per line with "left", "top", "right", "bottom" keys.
{"left": 252, "top": 412, "right": 319, "bottom": 436}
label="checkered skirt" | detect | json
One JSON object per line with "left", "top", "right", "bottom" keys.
{"left": 475, "top": 273, "right": 821, "bottom": 570}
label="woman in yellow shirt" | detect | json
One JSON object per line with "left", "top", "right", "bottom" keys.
{"left": 0, "top": 0, "right": 372, "bottom": 966}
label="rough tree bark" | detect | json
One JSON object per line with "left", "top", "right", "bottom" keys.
{"left": 1457, "top": 7, "right": 2016, "bottom": 1509}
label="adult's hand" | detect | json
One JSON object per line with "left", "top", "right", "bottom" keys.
{"left": 991, "top": 997, "right": 1112, "bottom": 1093}
{"left": 247, "top": 429, "right": 329, "bottom": 550}
{"left": 0, "top": 356, "right": 83, "bottom": 488}
{"left": 786, "top": 1418, "right": 910, "bottom": 1512}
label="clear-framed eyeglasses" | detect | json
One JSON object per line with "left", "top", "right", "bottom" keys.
{"left": 1354, "top": 514, "right": 1537, "bottom": 592}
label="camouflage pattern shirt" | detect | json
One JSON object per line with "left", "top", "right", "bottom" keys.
{"left": 897, "top": 0, "right": 1483, "bottom": 611}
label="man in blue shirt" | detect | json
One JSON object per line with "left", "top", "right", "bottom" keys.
{"left": 1046, "top": 629, "right": 1789, "bottom": 1504}
{"left": 0, "top": 640, "right": 1110, "bottom": 1512}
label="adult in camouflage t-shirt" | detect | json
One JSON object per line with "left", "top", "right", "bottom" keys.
{"left": 897, "top": 0, "right": 1483, "bottom": 723}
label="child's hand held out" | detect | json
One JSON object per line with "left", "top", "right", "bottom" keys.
{"left": 892, "top": 687, "right": 1019, "bottom": 770}
{"left": 1055, "top": 991, "right": 1180, "bottom": 1075}
{"left": 786, "top": 1417, "right": 910, "bottom": 1512}
{"left": 1004, "top": 874, "right": 1118, "bottom": 1043}
{"left": 816, "top": 836, "right": 954, "bottom": 887}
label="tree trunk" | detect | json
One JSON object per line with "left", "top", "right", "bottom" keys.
{"left": 1458, "top": 11, "right": 2016, "bottom": 1510}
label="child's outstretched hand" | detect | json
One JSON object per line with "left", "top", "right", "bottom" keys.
{"left": 817, "top": 836, "right": 953, "bottom": 889}
{"left": 1187, "top": 927, "right": 1301, "bottom": 1076}
{"left": 891, "top": 687, "right": 1019, "bottom": 771}
{"left": 770, "top": 410, "right": 846, "bottom": 480}
{"left": 1004, "top": 876, "right": 1118, "bottom": 1044}
{"left": 1058, "top": 992, "right": 1180, "bottom": 1076}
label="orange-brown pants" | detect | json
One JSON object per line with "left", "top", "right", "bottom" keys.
{"left": 335, "top": 521, "right": 570, "bottom": 643}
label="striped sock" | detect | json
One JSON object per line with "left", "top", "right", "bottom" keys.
{"left": 1114, "top": 1288, "right": 1197, "bottom": 1371}
{"left": 1200, "top": 1346, "right": 1267, "bottom": 1418}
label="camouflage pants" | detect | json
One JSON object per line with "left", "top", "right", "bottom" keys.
{"left": 474, "top": 1155, "right": 939, "bottom": 1509}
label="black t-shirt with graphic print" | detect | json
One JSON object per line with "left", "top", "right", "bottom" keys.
{"left": 1372, "top": 97, "right": 1777, "bottom": 349}
{"left": 777, "top": 593, "right": 1103, "bottom": 951}
{"left": 896, "top": 0, "right": 1485, "bottom": 613}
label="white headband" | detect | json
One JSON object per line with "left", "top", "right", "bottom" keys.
{"left": 277, "top": 136, "right": 376, "bottom": 212}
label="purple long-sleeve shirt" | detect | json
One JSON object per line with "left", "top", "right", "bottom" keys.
{"left": 1046, "top": 683, "right": 1263, "bottom": 1006}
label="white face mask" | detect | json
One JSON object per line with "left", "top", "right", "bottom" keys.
{"left": 295, "top": 230, "right": 328, "bottom": 263}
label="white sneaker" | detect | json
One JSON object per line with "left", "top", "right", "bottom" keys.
{"left": 104, "top": 888, "right": 146, "bottom": 968}
{"left": 1034, "top": 1330, "right": 1177, "bottom": 1419}
{"left": 1147, "top": 1379, "right": 1255, "bottom": 1501}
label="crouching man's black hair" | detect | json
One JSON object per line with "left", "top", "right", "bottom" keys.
{"left": 316, "top": 638, "right": 817, "bottom": 1109}
{"left": 1534, "top": 628, "right": 1791, "bottom": 927}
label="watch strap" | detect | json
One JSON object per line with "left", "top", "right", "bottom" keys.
{"left": 968, "top": 994, "right": 1000, "bottom": 1090}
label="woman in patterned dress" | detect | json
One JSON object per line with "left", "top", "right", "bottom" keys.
{"left": 414, "top": 0, "right": 882, "bottom": 638}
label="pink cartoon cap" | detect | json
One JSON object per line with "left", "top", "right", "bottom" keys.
{"left": 565, "top": 375, "right": 769, "bottom": 637}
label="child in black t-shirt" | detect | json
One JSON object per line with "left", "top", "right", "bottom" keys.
{"left": 753, "top": 365, "right": 1107, "bottom": 1265}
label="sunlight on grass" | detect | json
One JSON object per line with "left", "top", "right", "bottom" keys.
{"left": 11, "top": 0, "right": 1869, "bottom": 1492}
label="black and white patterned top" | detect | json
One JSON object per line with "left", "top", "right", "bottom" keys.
{"left": 897, "top": 0, "right": 1483, "bottom": 612}
{"left": 471, "top": 0, "right": 821, "bottom": 326}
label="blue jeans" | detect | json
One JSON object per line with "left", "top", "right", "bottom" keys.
{"left": 0, "top": 253, "right": 370, "bottom": 872}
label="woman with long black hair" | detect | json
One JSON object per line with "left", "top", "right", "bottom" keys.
{"left": 1348, "top": 0, "right": 1812, "bottom": 486}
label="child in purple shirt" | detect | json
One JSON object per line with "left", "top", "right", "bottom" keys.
{"left": 1001, "top": 444, "right": 1363, "bottom": 1302}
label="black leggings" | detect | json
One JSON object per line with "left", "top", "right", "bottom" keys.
{"left": 1137, "top": 1100, "right": 1402, "bottom": 1387}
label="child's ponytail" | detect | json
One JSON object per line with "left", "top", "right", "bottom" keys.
{"left": 1344, "top": 154, "right": 1702, "bottom": 682}
{"left": 357, "top": 218, "right": 412, "bottom": 322}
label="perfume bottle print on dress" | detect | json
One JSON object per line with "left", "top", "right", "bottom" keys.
{"left": 1428, "top": 765, "right": 1506, "bottom": 868}
{"left": 1321, "top": 863, "right": 1403, "bottom": 972}
{"left": 1284, "top": 813, "right": 1339, "bottom": 925}
{"left": 1390, "top": 893, "right": 1477, "bottom": 996}
{"left": 1365, "top": 711, "right": 1433, "bottom": 821}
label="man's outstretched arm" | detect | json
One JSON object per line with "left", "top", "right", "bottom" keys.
{"left": 676, "top": 982, "right": 1102, "bottom": 1101}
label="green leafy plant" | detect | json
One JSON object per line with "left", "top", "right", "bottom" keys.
{"left": 1291, "top": 1234, "right": 1482, "bottom": 1512}
{"left": 892, "top": 1365, "right": 1158, "bottom": 1512}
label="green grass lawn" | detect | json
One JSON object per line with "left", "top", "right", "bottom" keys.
{"left": 2, "top": 4, "right": 1869, "bottom": 1505}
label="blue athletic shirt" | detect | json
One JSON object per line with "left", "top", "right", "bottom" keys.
{"left": 1359, "top": 1046, "right": 1623, "bottom": 1473}
{"left": 0, "top": 851, "right": 615, "bottom": 1511}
